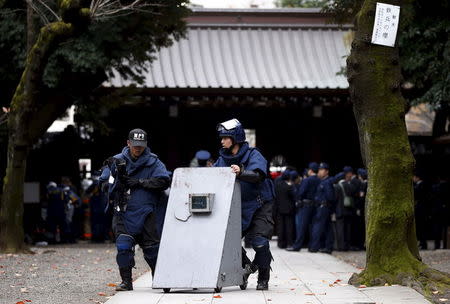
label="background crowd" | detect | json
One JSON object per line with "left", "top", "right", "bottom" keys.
{"left": 27, "top": 153, "right": 450, "bottom": 253}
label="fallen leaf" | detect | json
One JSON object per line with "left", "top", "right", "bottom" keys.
{"left": 304, "top": 292, "right": 315, "bottom": 295}
{"left": 433, "top": 291, "right": 440, "bottom": 294}
{"left": 107, "top": 283, "right": 117, "bottom": 287}
{"left": 98, "top": 292, "right": 107, "bottom": 296}
{"left": 291, "top": 278, "right": 297, "bottom": 280}
{"left": 329, "top": 284, "right": 334, "bottom": 287}
{"left": 384, "top": 283, "right": 389, "bottom": 286}
{"left": 20, "top": 288, "right": 28, "bottom": 293}
{"left": 213, "top": 295, "right": 222, "bottom": 298}
{"left": 439, "top": 299, "right": 448, "bottom": 302}
{"left": 25, "top": 301, "right": 32, "bottom": 303}
{"left": 335, "top": 279, "right": 342, "bottom": 282}
{"left": 267, "top": 299, "right": 272, "bottom": 301}
{"left": 290, "top": 288, "right": 295, "bottom": 290}
{"left": 16, "top": 302, "right": 25, "bottom": 304}
{"left": 358, "top": 285, "right": 367, "bottom": 288}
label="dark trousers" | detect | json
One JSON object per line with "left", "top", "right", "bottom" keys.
{"left": 320, "top": 216, "right": 334, "bottom": 252}
{"left": 310, "top": 205, "right": 331, "bottom": 251}
{"left": 276, "top": 213, "right": 295, "bottom": 248}
{"left": 335, "top": 215, "right": 354, "bottom": 251}
{"left": 292, "top": 205, "right": 315, "bottom": 250}
{"left": 113, "top": 212, "right": 160, "bottom": 270}
{"left": 353, "top": 214, "right": 365, "bottom": 250}
{"left": 242, "top": 201, "right": 274, "bottom": 270}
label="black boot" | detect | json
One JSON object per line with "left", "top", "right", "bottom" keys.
{"left": 116, "top": 267, "right": 133, "bottom": 291}
{"left": 256, "top": 267, "right": 270, "bottom": 290}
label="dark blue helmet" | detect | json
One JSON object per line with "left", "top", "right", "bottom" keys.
{"left": 195, "top": 150, "right": 211, "bottom": 161}
{"left": 308, "top": 162, "right": 319, "bottom": 173}
{"left": 319, "top": 162, "right": 329, "bottom": 170}
{"left": 343, "top": 166, "right": 353, "bottom": 174}
{"left": 290, "top": 170, "right": 299, "bottom": 181}
{"left": 281, "top": 169, "right": 292, "bottom": 181}
{"left": 357, "top": 168, "right": 368, "bottom": 179}
{"left": 217, "top": 119, "right": 246, "bottom": 144}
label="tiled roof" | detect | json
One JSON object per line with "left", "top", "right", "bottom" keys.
{"left": 107, "top": 25, "right": 351, "bottom": 90}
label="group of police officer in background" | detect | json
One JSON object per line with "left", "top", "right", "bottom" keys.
{"left": 274, "top": 163, "right": 368, "bottom": 254}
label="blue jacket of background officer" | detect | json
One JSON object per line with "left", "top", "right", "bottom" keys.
{"left": 214, "top": 119, "right": 275, "bottom": 231}
{"left": 101, "top": 146, "right": 170, "bottom": 235}
{"left": 314, "top": 163, "right": 345, "bottom": 206}
{"left": 296, "top": 162, "right": 321, "bottom": 201}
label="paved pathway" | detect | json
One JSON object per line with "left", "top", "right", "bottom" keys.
{"left": 105, "top": 241, "right": 430, "bottom": 304}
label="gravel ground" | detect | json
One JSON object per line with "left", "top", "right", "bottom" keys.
{"left": 0, "top": 242, "right": 150, "bottom": 304}
{"left": 333, "top": 249, "right": 450, "bottom": 304}
{"left": 332, "top": 249, "right": 450, "bottom": 274}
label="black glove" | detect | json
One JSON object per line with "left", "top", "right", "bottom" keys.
{"left": 238, "top": 170, "right": 265, "bottom": 183}
{"left": 121, "top": 176, "right": 140, "bottom": 188}
{"left": 139, "top": 177, "right": 170, "bottom": 191}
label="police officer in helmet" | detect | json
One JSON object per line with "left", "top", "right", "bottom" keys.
{"left": 214, "top": 119, "right": 275, "bottom": 290}
{"left": 100, "top": 129, "right": 170, "bottom": 291}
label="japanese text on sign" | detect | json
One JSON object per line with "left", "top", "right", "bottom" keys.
{"left": 371, "top": 2, "right": 400, "bottom": 47}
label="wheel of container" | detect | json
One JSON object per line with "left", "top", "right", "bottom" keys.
{"left": 214, "top": 287, "right": 222, "bottom": 293}
{"left": 163, "top": 288, "right": 171, "bottom": 293}
{"left": 239, "top": 282, "right": 247, "bottom": 290}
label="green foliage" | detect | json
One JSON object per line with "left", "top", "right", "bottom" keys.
{"left": 325, "top": 0, "right": 449, "bottom": 108}
{"left": 399, "top": 0, "right": 450, "bottom": 107}
{"left": 276, "top": 0, "right": 329, "bottom": 8}
{"left": 0, "top": 0, "right": 189, "bottom": 107}
{"left": 0, "top": 6, "right": 26, "bottom": 107}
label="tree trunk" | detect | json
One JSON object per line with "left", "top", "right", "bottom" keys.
{"left": 347, "top": 0, "right": 424, "bottom": 284}
{"left": 0, "top": 21, "right": 74, "bottom": 252}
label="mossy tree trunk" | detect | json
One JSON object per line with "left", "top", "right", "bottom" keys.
{"left": 348, "top": 3, "right": 450, "bottom": 299}
{"left": 0, "top": 2, "right": 89, "bottom": 253}
{"left": 347, "top": 0, "right": 425, "bottom": 284}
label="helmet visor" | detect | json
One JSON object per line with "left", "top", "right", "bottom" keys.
{"left": 217, "top": 118, "right": 241, "bottom": 131}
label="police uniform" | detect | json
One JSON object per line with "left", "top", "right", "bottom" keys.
{"left": 274, "top": 170, "right": 295, "bottom": 249}
{"left": 310, "top": 163, "right": 342, "bottom": 253}
{"left": 46, "top": 182, "right": 70, "bottom": 243}
{"left": 85, "top": 172, "right": 108, "bottom": 242}
{"left": 100, "top": 129, "right": 170, "bottom": 291}
{"left": 214, "top": 119, "right": 275, "bottom": 291}
{"left": 287, "top": 163, "right": 321, "bottom": 251}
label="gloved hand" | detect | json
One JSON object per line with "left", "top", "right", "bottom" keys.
{"left": 121, "top": 176, "right": 140, "bottom": 188}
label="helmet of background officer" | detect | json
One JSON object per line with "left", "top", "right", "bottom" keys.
{"left": 343, "top": 166, "right": 353, "bottom": 181}
{"left": 318, "top": 162, "right": 329, "bottom": 179}
{"left": 357, "top": 168, "right": 368, "bottom": 180}
{"left": 290, "top": 170, "right": 301, "bottom": 184}
{"left": 281, "top": 168, "right": 292, "bottom": 181}
{"left": 195, "top": 150, "right": 211, "bottom": 167}
{"left": 127, "top": 128, "right": 148, "bottom": 159}
{"left": 307, "top": 162, "right": 319, "bottom": 176}
{"left": 217, "top": 118, "right": 246, "bottom": 151}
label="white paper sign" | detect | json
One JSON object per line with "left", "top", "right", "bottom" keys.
{"left": 371, "top": 2, "right": 400, "bottom": 47}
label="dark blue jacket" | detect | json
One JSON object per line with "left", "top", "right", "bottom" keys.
{"left": 314, "top": 176, "right": 336, "bottom": 204}
{"left": 100, "top": 147, "right": 170, "bottom": 235}
{"left": 296, "top": 175, "right": 321, "bottom": 201}
{"left": 214, "top": 142, "right": 275, "bottom": 231}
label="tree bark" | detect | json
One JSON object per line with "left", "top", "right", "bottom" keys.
{"left": 347, "top": 0, "right": 424, "bottom": 284}
{"left": 0, "top": 19, "right": 76, "bottom": 252}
